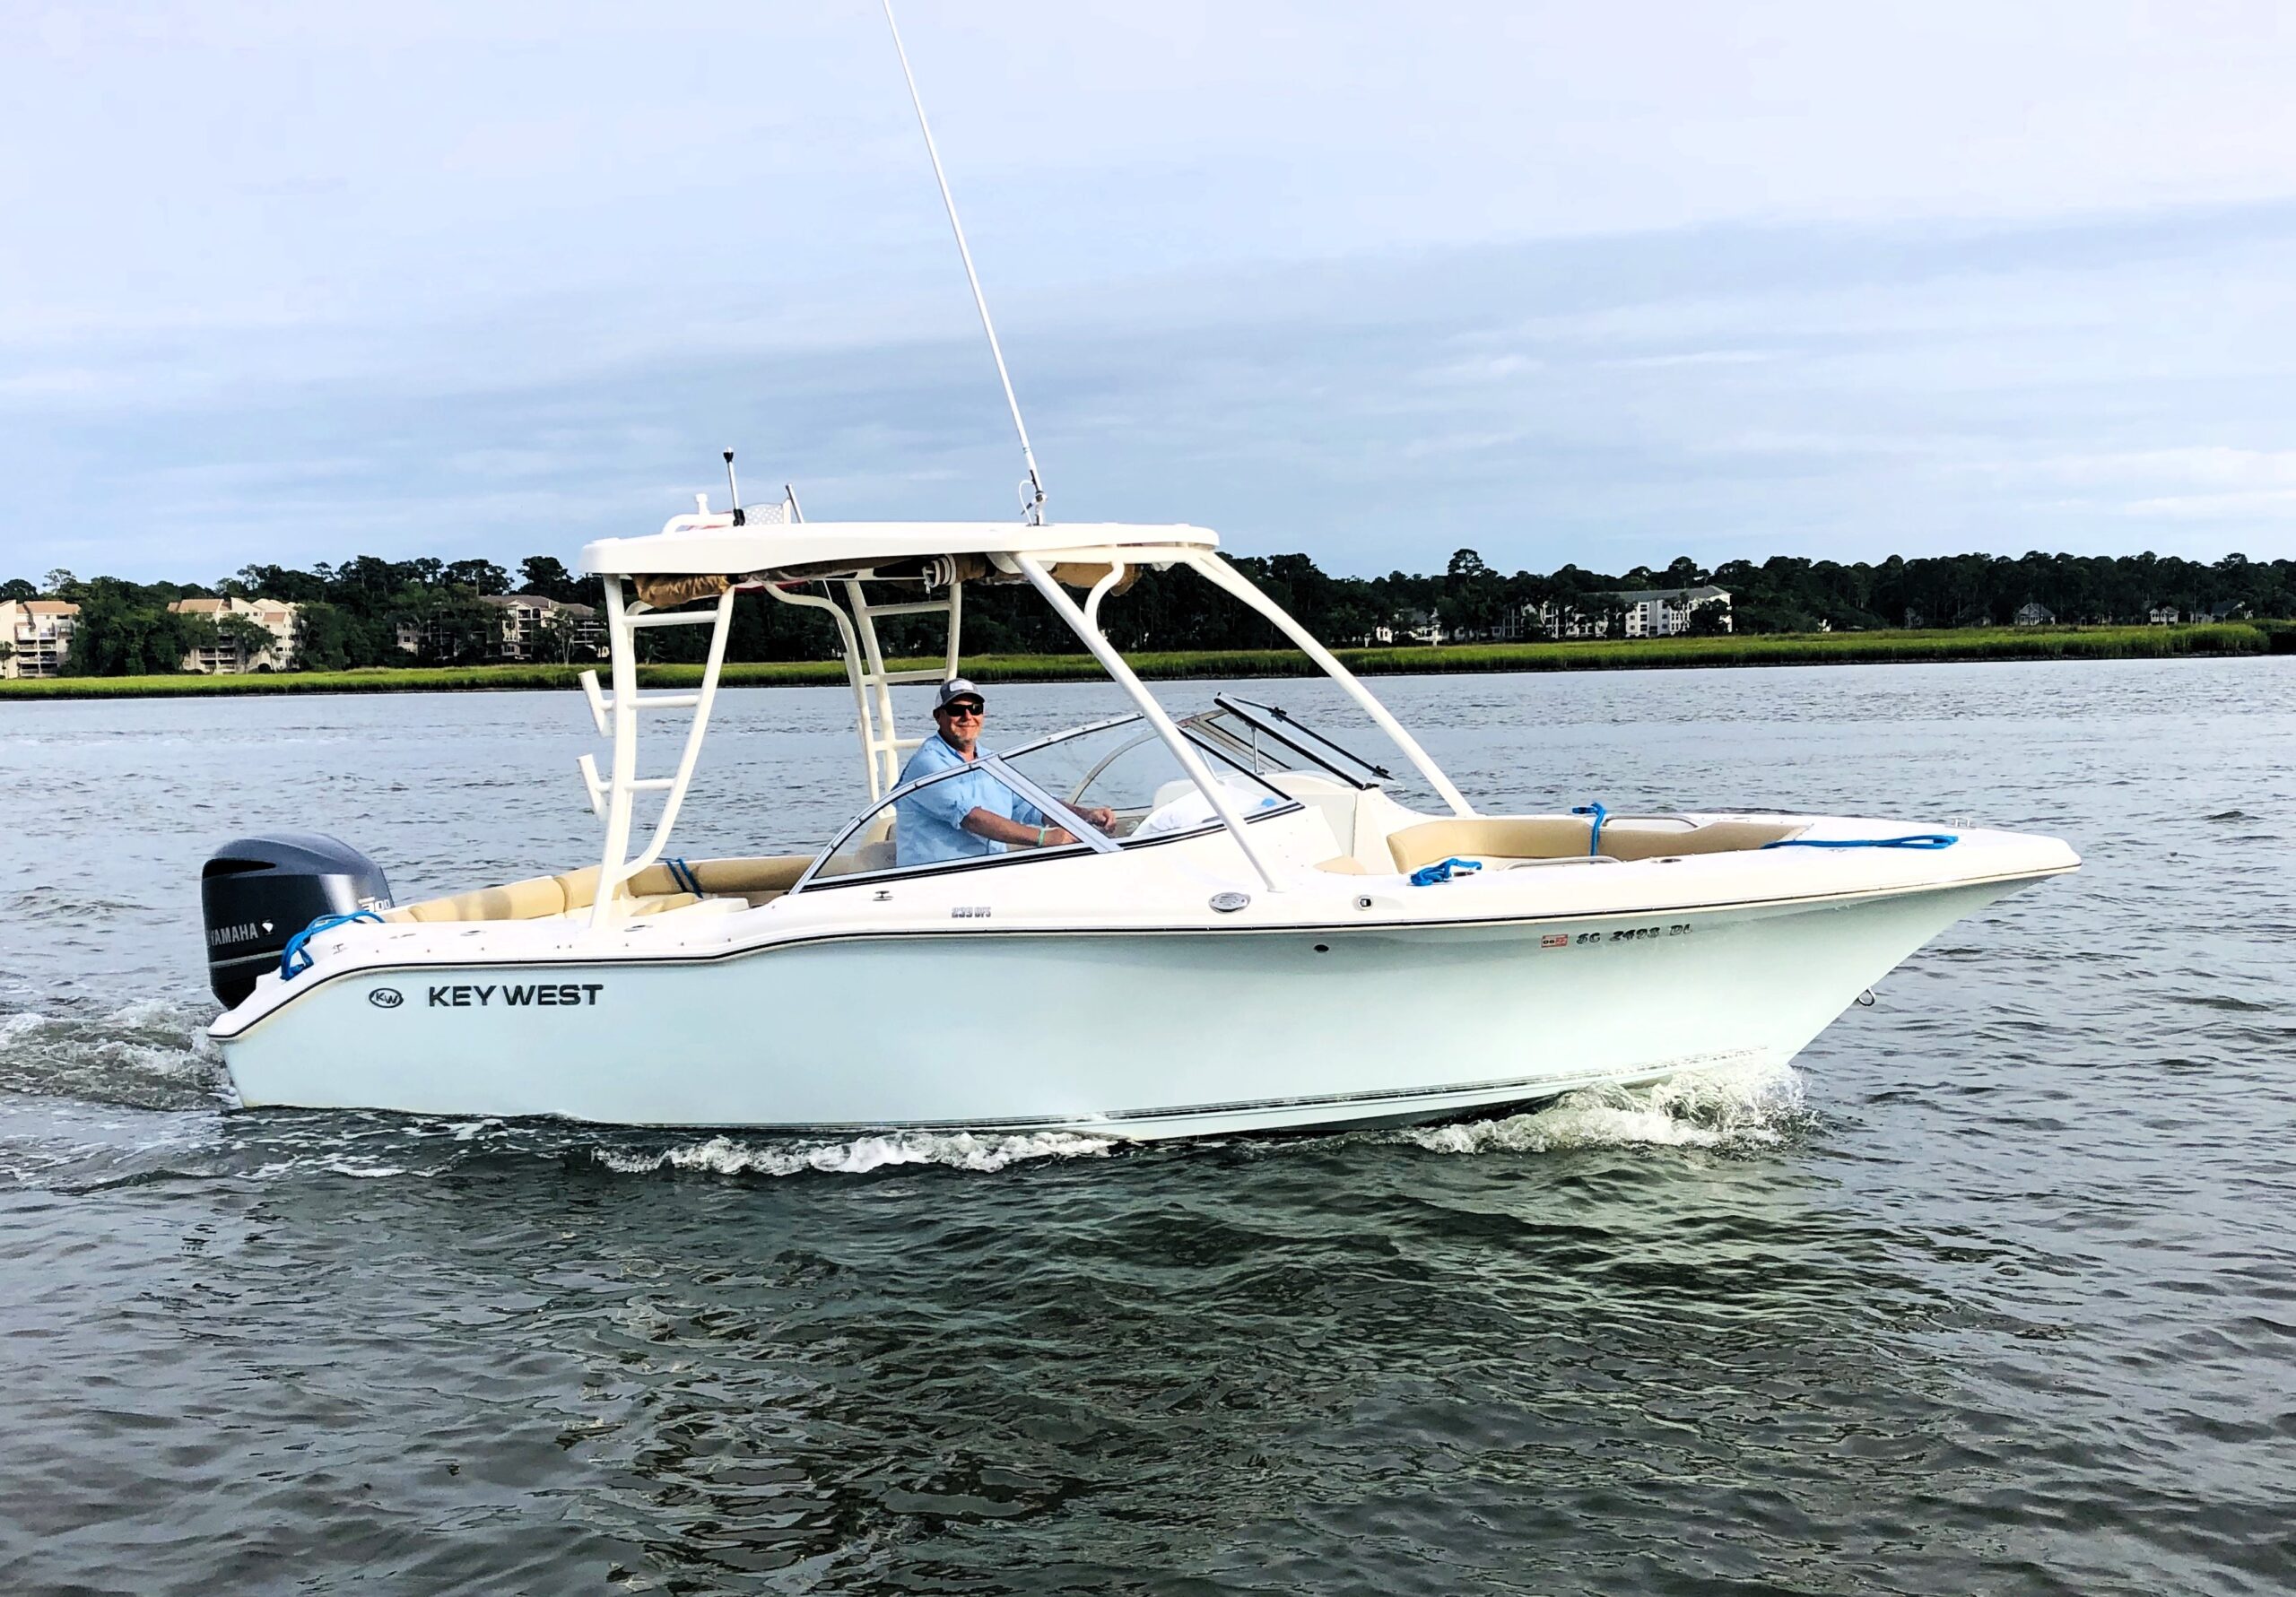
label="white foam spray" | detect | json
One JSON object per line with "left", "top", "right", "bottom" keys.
{"left": 1396, "top": 1058, "right": 1808, "bottom": 1156}
{"left": 594, "top": 1129, "right": 1115, "bottom": 1178}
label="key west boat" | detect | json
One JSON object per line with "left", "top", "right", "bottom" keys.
{"left": 199, "top": 506, "right": 2079, "bottom": 1136}
{"left": 196, "top": 4, "right": 2076, "bottom": 1135}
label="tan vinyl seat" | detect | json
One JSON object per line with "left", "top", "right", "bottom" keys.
{"left": 1387, "top": 816, "right": 1806, "bottom": 874}
{"left": 384, "top": 854, "right": 813, "bottom": 924}
{"left": 624, "top": 891, "right": 702, "bottom": 917}
{"left": 387, "top": 874, "right": 573, "bottom": 924}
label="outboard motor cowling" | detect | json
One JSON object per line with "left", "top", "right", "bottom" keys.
{"left": 202, "top": 832, "right": 393, "bottom": 1008}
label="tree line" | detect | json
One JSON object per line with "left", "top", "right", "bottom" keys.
{"left": 8, "top": 557, "right": 592, "bottom": 674}
{"left": 9, "top": 546, "right": 2290, "bottom": 674}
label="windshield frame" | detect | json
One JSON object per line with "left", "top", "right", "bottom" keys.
{"left": 996, "top": 711, "right": 1305, "bottom": 821}
{"left": 1204, "top": 695, "right": 1393, "bottom": 789}
{"left": 788, "top": 717, "right": 1309, "bottom": 895}
{"left": 787, "top": 751, "right": 1116, "bottom": 896}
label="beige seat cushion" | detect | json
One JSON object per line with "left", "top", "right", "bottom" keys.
{"left": 623, "top": 891, "right": 700, "bottom": 917}
{"left": 1598, "top": 820, "right": 1805, "bottom": 860}
{"left": 385, "top": 854, "right": 814, "bottom": 924}
{"left": 1387, "top": 817, "right": 1597, "bottom": 873}
{"left": 388, "top": 873, "right": 570, "bottom": 924}
{"left": 686, "top": 855, "right": 809, "bottom": 894}
{"left": 1387, "top": 816, "right": 1807, "bottom": 874}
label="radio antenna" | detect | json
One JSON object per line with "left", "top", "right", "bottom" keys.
{"left": 881, "top": 0, "right": 1048, "bottom": 525}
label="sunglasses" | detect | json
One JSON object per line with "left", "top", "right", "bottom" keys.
{"left": 939, "top": 702, "right": 985, "bottom": 717}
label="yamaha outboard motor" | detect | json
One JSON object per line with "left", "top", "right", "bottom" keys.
{"left": 202, "top": 832, "right": 393, "bottom": 1008}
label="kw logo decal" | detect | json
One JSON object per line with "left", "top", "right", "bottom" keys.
{"left": 369, "top": 987, "right": 404, "bottom": 1009}
{"left": 426, "top": 983, "right": 605, "bottom": 1009}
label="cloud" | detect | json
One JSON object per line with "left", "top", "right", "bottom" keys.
{"left": 1600, "top": 350, "right": 1779, "bottom": 369}
{"left": 2028, "top": 447, "right": 2296, "bottom": 488}
{"left": 8, "top": 6, "right": 2296, "bottom": 577}
{"left": 2121, "top": 490, "right": 2296, "bottom": 521}
{"left": 12, "top": 202, "right": 2296, "bottom": 578}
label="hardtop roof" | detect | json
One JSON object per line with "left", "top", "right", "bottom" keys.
{"left": 580, "top": 519, "right": 1220, "bottom": 577}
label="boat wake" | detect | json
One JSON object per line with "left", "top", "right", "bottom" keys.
{"left": 1, "top": 995, "right": 1807, "bottom": 1191}
{"left": 591, "top": 1129, "right": 1116, "bottom": 1178}
{"left": 0, "top": 999, "right": 230, "bottom": 1112}
{"left": 582, "top": 1061, "right": 1810, "bottom": 1180}
{"left": 1396, "top": 1058, "right": 1809, "bottom": 1156}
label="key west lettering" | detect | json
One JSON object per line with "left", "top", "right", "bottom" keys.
{"left": 427, "top": 983, "right": 604, "bottom": 1008}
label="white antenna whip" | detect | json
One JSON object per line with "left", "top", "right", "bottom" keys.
{"left": 881, "top": 0, "right": 1048, "bottom": 525}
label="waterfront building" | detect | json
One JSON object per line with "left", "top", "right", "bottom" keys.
{"left": 2014, "top": 602, "right": 2056, "bottom": 627}
{"left": 487, "top": 593, "right": 604, "bottom": 662}
{"left": 1526, "top": 600, "right": 1612, "bottom": 639}
{"left": 0, "top": 600, "right": 79, "bottom": 678}
{"left": 1520, "top": 586, "right": 1732, "bottom": 641}
{"left": 394, "top": 593, "right": 604, "bottom": 662}
{"left": 1613, "top": 586, "right": 1733, "bottom": 638}
{"left": 167, "top": 597, "right": 300, "bottom": 673}
{"left": 1361, "top": 608, "right": 1446, "bottom": 647}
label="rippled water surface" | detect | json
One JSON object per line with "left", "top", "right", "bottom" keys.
{"left": 4, "top": 661, "right": 2292, "bottom": 1593}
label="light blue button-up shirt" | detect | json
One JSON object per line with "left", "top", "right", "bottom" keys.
{"left": 893, "top": 734, "right": 1048, "bottom": 867}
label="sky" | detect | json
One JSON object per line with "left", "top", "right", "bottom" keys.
{"left": 6, "top": 0, "right": 2296, "bottom": 583}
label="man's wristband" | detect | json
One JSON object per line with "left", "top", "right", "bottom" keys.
{"left": 1036, "top": 827, "right": 1048, "bottom": 846}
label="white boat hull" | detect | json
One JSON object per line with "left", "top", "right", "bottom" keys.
{"left": 216, "top": 873, "right": 2032, "bottom": 1138}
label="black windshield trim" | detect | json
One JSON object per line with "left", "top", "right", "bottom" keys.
{"left": 1208, "top": 696, "right": 1388, "bottom": 788}
{"left": 996, "top": 713, "right": 1297, "bottom": 807}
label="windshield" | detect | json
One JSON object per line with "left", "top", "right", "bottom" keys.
{"left": 797, "top": 716, "right": 1306, "bottom": 892}
{"left": 796, "top": 755, "right": 1107, "bottom": 890}
{"left": 1183, "top": 697, "right": 1396, "bottom": 789}
{"left": 997, "top": 716, "right": 1297, "bottom": 842}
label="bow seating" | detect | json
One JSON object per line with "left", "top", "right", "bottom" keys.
{"left": 1386, "top": 816, "right": 1805, "bottom": 875}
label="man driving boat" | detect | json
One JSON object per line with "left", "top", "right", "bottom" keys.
{"left": 894, "top": 680, "right": 1117, "bottom": 866}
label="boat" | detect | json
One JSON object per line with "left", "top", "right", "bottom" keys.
{"left": 193, "top": 5, "right": 2077, "bottom": 1137}
{"left": 197, "top": 506, "right": 2078, "bottom": 1136}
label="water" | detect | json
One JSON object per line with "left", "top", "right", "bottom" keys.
{"left": 2, "top": 660, "right": 2291, "bottom": 1594}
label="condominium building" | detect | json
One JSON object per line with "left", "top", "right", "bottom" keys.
{"left": 1614, "top": 586, "right": 1733, "bottom": 638}
{"left": 1361, "top": 607, "right": 1447, "bottom": 647}
{"left": 167, "top": 596, "right": 300, "bottom": 673}
{"left": 394, "top": 593, "right": 604, "bottom": 662}
{"left": 1526, "top": 601, "right": 1613, "bottom": 640}
{"left": 0, "top": 600, "right": 79, "bottom": 678}
{"left": 486, "top": 593, "right": 604, "bottom": 662}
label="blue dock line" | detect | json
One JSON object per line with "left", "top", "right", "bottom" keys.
{"left": 665, "top": 857, "right": 702, "bottom": 895}
{"left": 1570, "top": 803, "right": 1608, "bottom": 856}
{"left": 1409, "top": 856, "right": 1483, "bottom": 887}
{"left": 1761, "top": 833, "right": 1959, "bottom": 851}
{"left": 279, "top": 909, "right": 384, "bottom": 980}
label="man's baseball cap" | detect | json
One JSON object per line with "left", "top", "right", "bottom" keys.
{"left": 934, "top": 678, "right": 986, "bottom": 711}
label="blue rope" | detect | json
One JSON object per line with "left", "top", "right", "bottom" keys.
{"left": 1761, "top": 833, "right": 1960, "bottom": 851}
{"left": 1570, "top": 803, "right": 1608, "bottom": 856}
{"left": 666, "top": 856, "right": 701, "bottom": 895}
{"left": 279, "top": 909, "right": 383, "bottom": 980}
{"left": 1409, "top": 856, "right": 1483, "bottom": 887}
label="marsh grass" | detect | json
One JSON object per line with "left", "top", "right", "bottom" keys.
{"left": 0, "top": 623, "right": 2273, "bottom": 699}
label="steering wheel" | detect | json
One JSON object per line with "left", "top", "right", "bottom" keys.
{"left": 1065, "top": 728, "right": 1160, "bottom": 806}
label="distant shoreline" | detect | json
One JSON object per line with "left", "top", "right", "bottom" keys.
{"left": 2, "top": 622, "right": 2285, "bottom": 699}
